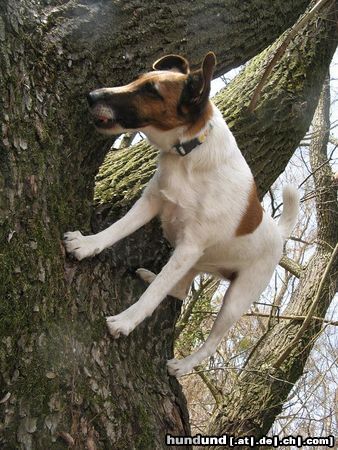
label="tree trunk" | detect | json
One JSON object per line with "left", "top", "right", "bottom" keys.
{"left": 208, "top": 75, "right": 338, "bottom": 446}
{"left": 0, "top": 1, "right": 334, "bottom": 449}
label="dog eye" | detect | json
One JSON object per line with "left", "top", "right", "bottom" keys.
{"left": 140, "top": 82, "right": 164, "bottom": 100}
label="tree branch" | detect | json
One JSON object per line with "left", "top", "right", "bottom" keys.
{"left": 274, "top": 243, "right": 338, "bottom": 369}
{"left": 279, "top": 255, "right": 304, "bottom": 278}
{"left": 248, "top": 0, "right": 333, "bottom": 111}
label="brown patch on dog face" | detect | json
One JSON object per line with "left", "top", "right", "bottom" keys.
{"left": 88, "top": 52, "right": 216, "bottom": 135}
{"left": 134, "top": 71, "right": 190, "bottom": 131}
{"left": 236, "top": 182, "right": 263, "bottom": 236}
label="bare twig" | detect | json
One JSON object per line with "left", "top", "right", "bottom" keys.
{"left": 298, "top": 145, "right": 337, "bottom": 189}
{"left": 194, "top": 364, "right": 223, "bottom": 405}
{"left": 193, "top": 310, "right": 338, "bottom": 326}
{"left": 176, "top": 348, "right": 222, "bottom": 404}
{"left": 245, "top": 311, "right": 338, "bottom": 327}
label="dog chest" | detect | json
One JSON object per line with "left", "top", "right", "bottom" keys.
{"left": 156, "top": 161, "right": 198, "bottom": 243}
{"left": 158, "top": 184, "right": 195, "bottom": 244}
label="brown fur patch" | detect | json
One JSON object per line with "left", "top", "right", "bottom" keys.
{"left": 137, "top": 73, "right": 187, "bottom": 130}
{"left": 134, "top": 73, "right": 213, "bottom": 136}
{"left": 185, "top": 100, "right": 213, "bottom": 138}
{"left": 236, "top": 182, "right": 263, "bottom": 236}
{"left": 218, "top": 269, "right": 237, "bottom": 281}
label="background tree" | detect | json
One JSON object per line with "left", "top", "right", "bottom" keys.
{"left": 0, "top": 1, "right": 336, "bottom": 449}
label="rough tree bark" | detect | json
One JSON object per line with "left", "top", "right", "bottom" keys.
{"left": 0, "top": 0, "right": 335, "bottom": 449}
{"left": 208, "top": 77, "right": 338, "bottom": 446}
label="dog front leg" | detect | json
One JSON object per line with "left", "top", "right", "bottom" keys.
{"left": 63, "top": 193, "right": 160, "bottom": 261}
{"left": 106, "top": 242, "right": 203, "bottom": 337}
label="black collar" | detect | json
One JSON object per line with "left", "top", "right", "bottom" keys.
{"left": 173, "top": 123, "right": 213, "bottom": 156}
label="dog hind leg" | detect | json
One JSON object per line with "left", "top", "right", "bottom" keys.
{"left": 167, "top": 265, "right": 275, "bottom": 377}
{"left": 136, "top": 268, "right": 198, "bottom": 300}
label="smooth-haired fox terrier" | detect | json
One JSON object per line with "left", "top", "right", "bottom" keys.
{"left": 64, "top": 52, "right": 299, "bottom": 377}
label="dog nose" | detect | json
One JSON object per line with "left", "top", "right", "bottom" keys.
{"left": 87, "top": 90, "right": 105, "bottom": 106}
{"left": 87, "top": 91, "right": 98, "bottom": 106}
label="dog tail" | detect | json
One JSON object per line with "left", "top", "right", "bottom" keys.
{"left": 278, "top": 185, "right": 300, "bottom": 240}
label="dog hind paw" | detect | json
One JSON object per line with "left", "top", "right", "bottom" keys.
{"left": 136, "top": 268, "right": 156, "bottom": 284}
{"left": 167, "top": 358, "right": 194, "bottom": 378}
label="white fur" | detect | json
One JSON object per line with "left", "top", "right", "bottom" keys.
{"left": 64, "top": 102, "right": 299, "bottom": 377}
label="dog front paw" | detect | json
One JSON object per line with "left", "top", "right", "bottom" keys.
{"left": 63, "top": 231, "right": 102, "bottom": 260}
{"left": 106, "top": 314, "right": 136, "bottom": 339}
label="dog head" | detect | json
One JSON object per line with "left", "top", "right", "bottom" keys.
{"left": 87, "top": 52, "right": 216, "bottom": 136}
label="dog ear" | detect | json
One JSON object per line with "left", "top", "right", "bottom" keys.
{"left": 192, "top": 52, "right": 216, "bottom": 104}
{"left": 152, "top": 54, "right": 190, "bottom": 74}
{"left": 179, "top": 52, "right": 216, "bottom": 113}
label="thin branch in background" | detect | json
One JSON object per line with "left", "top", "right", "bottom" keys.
{"left": 176, "top": 346, "right": 223, "bottom": 404}
{"left": 193, "top": 364, "right": 223, "bottom": 405}
{"left": 298, "top": 145, "right": 337, "bottom": 189}
{"left": 267, "top": 271, "right": 293, "bottom": 329}
{"left": 299, "top": 145, "right": 312, "bottom": 174}
{"left": 250, "top": 304, "right": 266, "bottom": 332}
{"left": 244, "top": 311, "right": 338, "bottom": 327}
{"left": 274, "top": 144, "right": 336, "bottom": 215}
{"left": 289, "top": 236, "right": 313, "bottom": 246}
{"left": 269, "top": 188, "right": 278, "bottom": 217}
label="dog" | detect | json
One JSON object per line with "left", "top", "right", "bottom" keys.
{"left": 63, "top": 52, "right": 299, "bottom": 377}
